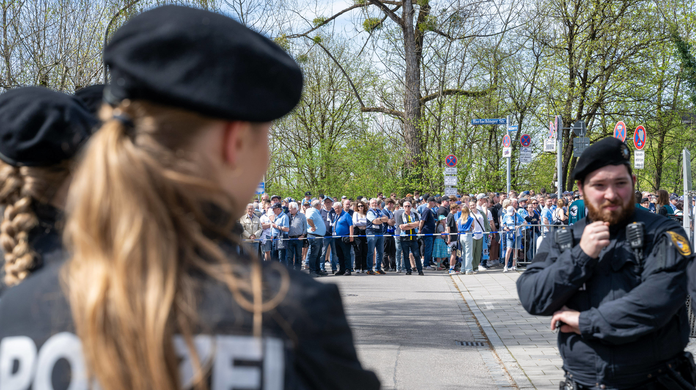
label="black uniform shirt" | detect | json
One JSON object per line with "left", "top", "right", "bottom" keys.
{"left": 0, "top": 249, "right": 380, "bottom": 389}
{"left": 517, "top": 208, "right": 693, "bottom": 389}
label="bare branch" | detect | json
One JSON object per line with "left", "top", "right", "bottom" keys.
{"left": 308, "top": 37, "right": 366, "bottom": 108}
{"left": 285, "top": 3, "right": 368, "bottom": 39}
{"left": 429, "top": 23, "right": 524, "bottom": 41}
{"left": 361, "top": 106, "right": 405, "bottom": 118}
{"left": 368, "top": 0, "right": 403, "bottom": 27}
{"left": 420, "top": 88, "right": 490, "bottom": 104}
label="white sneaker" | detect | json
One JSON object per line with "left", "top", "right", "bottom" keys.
{"left": 465, "top": 270, "right": 474, "bottom": 275}
{"left": 503, "top": 266, "right": 508, "bottom": 273}
{"left": 511, "top": 266, "right": 517, "bottom": 271}
{"left": 396, "top": 270, "right": 402, "bottom": 273}
{"left": 477, "top": 267, "right": 486, "bottom": 272}
{"left": 448, "top": 269, "right": 457, "bottom": 275}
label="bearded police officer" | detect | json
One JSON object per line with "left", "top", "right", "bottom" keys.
{"left": 517, "top": 137, "right": 696, "bottom": 390}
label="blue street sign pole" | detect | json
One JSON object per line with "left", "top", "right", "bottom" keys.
{"left": 506, "top": 115, "right": 511, "bottom": 194}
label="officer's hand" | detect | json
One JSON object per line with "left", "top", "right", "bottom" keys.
{"left": 550, "top": 306, "right": 580, "bottom": 334}
{"left": 579, "top": 221, "right": 610, "bottom": 258}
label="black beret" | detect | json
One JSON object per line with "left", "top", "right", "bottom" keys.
{"left": 0, "top": 87, "right": 96, "bottom": 167}
{"left": 74, "top": 84, "right": 106, "bottom": 117}
{"left": 571, "top": 137, "right": 630, "bottom": 182}
{"left": 104, "top": 5, "right": 303, "bottom": 122}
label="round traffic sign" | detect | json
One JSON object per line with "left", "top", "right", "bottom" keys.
{"left": 548, "top": 121, "right": 555, "bottom": 138}
{"left": 633, "top": 125, "right": 647, "bottom": 150}
{"left": 614, "top": 121, "right": 626, "bottom": 142}
{"left": 502, "top": 134, "right": 511, "bottom": 148}
{"left": 520, "top": 134, "right": 531, "bottom": 147}
{"left": 445, "top": 154, "right": 458, "bottom": 167}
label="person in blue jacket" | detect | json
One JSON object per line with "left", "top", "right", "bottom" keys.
{"left": 517, "top": 137, "right": 695, "bottom": 390}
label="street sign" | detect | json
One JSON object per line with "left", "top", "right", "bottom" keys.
{"left": 572, "top": 120, "right": 586, "bottom": 137}
{"left": 634, "top": 125, "right": 647, "bottom": 150}
{"left": 614, "top": 121, "right": 627, "bottom": 142}
{"left": 507, "top": 125, "right": 518, "bottom": 132}
{"left": 549, "top": 121, "right": 556, "bottom": 139}
{"left": 544, "top": 138, "right": 556, "bottom": 152}
{"left": 444, "top": 187, "right": 458, "bottom": 196}
{"left": 635, "top": 150, "right": 645, "bottom": 169}
{"left": 503, "top": 147, "right": 512, "bottom": 158}
{"left": 255, "top": 181, "right": 265, "bottom": 195}
{"left": 555, "top": 115, "right": 564, "bottom": 136}
{"left": 502, "top": 134, "right": 511, "bottom": 148}
{"left": 445, "top": 154, "right": 458, "bottom": 167}
{"left": 444, "top": 176, "right": 458, "bottom": 186}
{"left": 444, "top": 167, "right": 457, "bottom": 175}
{"left": 520, "top": 147, "right": 532, "bottom": 164}
{"left": 471, "top": 118, "right": 506, "bottom": 125}
{"left": 520, "top": 134, "right": 531, "bottom": 147}
{"left": 573, "top": 137, "right": 590, "bottom": 156}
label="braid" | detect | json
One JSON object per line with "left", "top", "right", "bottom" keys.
{"left": 0, "top": 161, "right": 70, "bottom": 287}
{"left": 0, "top": 164, "right": 38, "bottom": 286}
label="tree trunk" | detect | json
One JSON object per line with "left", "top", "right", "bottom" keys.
{"left": 402, "top": 0, "right": 422, "bottom": 183}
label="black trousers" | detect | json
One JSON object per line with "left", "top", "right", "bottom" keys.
{"left": 383, "top": 235, "right": 396, "bottom": 270}
{"left": 335, "top": 238, "right": 352, "bottom": 273}
{"left": 354, "top": 229, "right": 367, "bottom": 271}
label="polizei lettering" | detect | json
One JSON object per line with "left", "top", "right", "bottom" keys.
{"left": 0, "top": 333, "right": 284, "bottom": 389}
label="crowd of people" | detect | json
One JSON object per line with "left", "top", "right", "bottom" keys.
{"left": 241, "top": 187, "right": 692, "bottom": 277}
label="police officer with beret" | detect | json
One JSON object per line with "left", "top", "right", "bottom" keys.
{"left": 0, "top": 5, "right": 379, "bottom": 390}
{"left": 517, "top": 137, "right": 696, "bottom": 390}
{"left": 0, "top": 86, "right": 96, "bottom": 291}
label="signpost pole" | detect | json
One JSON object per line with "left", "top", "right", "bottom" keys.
{"left": 506, "top": 115, "right": 511, "bottom": 194}
{"left": 556, "top": 116, "right": 563, "bottom": 198}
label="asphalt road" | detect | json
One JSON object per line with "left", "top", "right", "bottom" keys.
{"left": 319, "top": 270, "right": 516, "bottom": 390}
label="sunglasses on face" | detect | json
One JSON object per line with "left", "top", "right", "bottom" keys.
{"left": 404, "top": 205, "right": 412, "bottom": 208}
{"left": 358, "top": 205, "right": 364, "bottom": 208}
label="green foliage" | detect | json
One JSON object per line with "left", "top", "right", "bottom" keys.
{"left": 671, "top": 29, "right": 696, "bottom": 107}
{"left": 273, "top": 35, "right": 290, "bottom": 51}
{"left": 312, "top": 35, "right": 322, "bottom": 44}
{"left": 354, "top": 0, "right": 367, "bottom": 5}
{"left": 313, "top": 17, "right": 327, "bottom": 27}
{"left": 362, "top": 18, "right": 382, "bottom": 33}
{"left": 417, "top": 15, "right": 437, "bottom": 32}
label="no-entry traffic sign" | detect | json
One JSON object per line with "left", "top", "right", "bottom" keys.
{"left": 634, "top": 125, "right": 647, "bottom": 150}
{"left": 445, "top": 154, "right": 458, "bottom": 167}
{"left": 614, "top": 121, "right": 627, "bottom": 142}
{"left": 520, "top": 134, "right": 531, "bottom": 147}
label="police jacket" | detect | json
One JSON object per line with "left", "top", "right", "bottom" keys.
{"left": 517, "top": 208, "right": 693, "bottom": 389}
{"left": 0, "top": 203, "right": 63, "bottom": 295}
{"left": 0, "top": 246, "right": 380, "bottom": 389}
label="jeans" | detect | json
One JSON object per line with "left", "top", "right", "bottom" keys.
{"left": 285, "top": 240, "right": 303, "bottom": 270}
{"left": 306, "top": 237, "right": 323, "bottom": 273}
{"left": 272, "top": 238, "right": 287, "bottom": 266}
{"left": 394, "top": 238, "right": 403, "bottom": 271}
{"left": 246, "top": 242, "right": 260, "bottom": 257}
{"left": 400, "top": 238, "right": 422, "bottom": 272}
{"left": 460, "top": 233, "right": 473, "bottom": 272}
{"left": 350, "top": 245, "right": 356, "bottom": 270}
{"left": 321, "top": 236, "right": 338, "bottom": 272}
{"left": 367, "top": 235, "right": 384, "bottom": 271}
{"left": 421, "top": 235, "right": 434, "bottom": 267}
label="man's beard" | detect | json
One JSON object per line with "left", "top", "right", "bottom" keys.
{"left": 586, "top": 191, "right": 635, "bottom": 225}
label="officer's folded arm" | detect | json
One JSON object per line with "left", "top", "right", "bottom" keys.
{"left": 516, "top": 236, "right": 598, "bottom": 316}
{"left": 578, "top": 233, "right": 690, "bottom": 345}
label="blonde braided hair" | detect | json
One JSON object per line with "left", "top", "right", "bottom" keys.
{"left": 0, "top": 161, "right": 69, "bottom": 286}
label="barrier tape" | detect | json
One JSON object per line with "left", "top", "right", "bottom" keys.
{"left": 242, "top": 226, "right": 545, "bottom": 243}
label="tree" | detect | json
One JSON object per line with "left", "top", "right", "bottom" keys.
{"left": 283, "top": 0, "right": 516, "bottom": 188}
